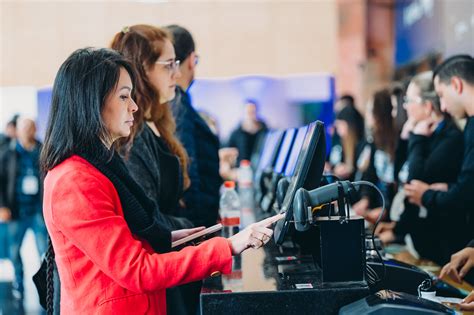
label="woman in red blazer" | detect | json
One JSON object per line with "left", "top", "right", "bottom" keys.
{"left": 40, "top": 48, "right": 282, "bottom": 314}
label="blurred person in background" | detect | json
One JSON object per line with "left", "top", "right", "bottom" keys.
{"left": 376, "top": 71, "right": 465, "bottom": 265}
{"left": 390, "top": 82, "right": 410, "bottom": 186}
{"left": 0, "top": 117, "right": 46, "bottom": 301}
{"left": 353, "top": 89, "right": 398, "bottom": 223}
{"left": 227, "top": 100, "right": 268, "bottom": 163}
{"left": 0, "top": 115, "right": 19, "bottom": 260}
{"left": 334, "top": 94, "right": 357, "bottom": 113}
{"left": 219, "top": 147, "right": 239, "bottom": 181}
{"left": 198, "top": 110, "right": 220, "bottom": 136}
{"left": 405, "top": 54, "right": 474, "bottom": 255}
{"left": 0, "top": 114, "right": 19, "bottom": 150}
{"left": 390, "top": 82, "right": 409, "bottom": 133}
{"left": 165, "top": 24, "right": 222, "bottom": 230}
{"left": 328, "top": 97, "right": 365, "bottom": 181}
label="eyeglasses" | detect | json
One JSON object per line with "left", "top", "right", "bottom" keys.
{"left": 403, "top": 96, "right": 423, "bottom": 105}
{"left": 194, "top": 54, "right": 200, "bottom": 66}
{"left": 155, "top": 59, "right": 180, "bottom": 74}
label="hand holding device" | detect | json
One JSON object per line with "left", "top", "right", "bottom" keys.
{"left": 460, "top": 290, "right": 474, "bottom": 311}
{"left": 171, "top": 226, "right": 206, "bottom": 242}
{"left": 171, "top": 224, "right": 222, "bottom": 248}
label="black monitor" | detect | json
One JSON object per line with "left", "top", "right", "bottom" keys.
{"left": 250, "top": 130, "right": 269, "bottom": 171}
{"left": 283, "top": 125, "right": 308, "bottom": 177}
{"left": 256, "top": 130, "right": 285, "bottom": 173}
{"left": 274, "top": 121, "right": 326, "bottom": 245}
{"left": 273, "top": 128, "right": 296, "bottom": 174}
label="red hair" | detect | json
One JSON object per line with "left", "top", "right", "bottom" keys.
{"left": 110, "top": 24, "right": 190, "bottom": 189}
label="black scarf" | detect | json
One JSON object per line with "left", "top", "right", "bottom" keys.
{"left": 78, "top": 146, "right": 172, "bottom": 253}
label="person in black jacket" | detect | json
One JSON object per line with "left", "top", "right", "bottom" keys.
{"left": 110, "top": 25, "right": 199, "bottom": 315}
{"left": 353, "top": 89, "right": 399, "bottom": 223}
{"left": 328, "top": 98, "right": 365, "bottom": 181}
{"left": 228, "top": 100, "right": 268, "bottom": 164}
{"left": 405, "top": 55, "right": 474, "bottom": 248}
{"left": 0, "top": 114, "right": 18, "bottom": 152}
{"left": 376, "top": 71, "right": 465, "bottom": 265}
{"left": 0, "top": 117, "right": 46, "bottom": 301}
{"left": 165, "top": 24, "right": 222, "bottom": 229}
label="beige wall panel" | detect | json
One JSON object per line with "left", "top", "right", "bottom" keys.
{"left": 1, "top": 1, "right": 338, "bottom": 87}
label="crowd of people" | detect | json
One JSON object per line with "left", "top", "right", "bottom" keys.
{"left": 326, "top": 55, "right": 474, "bottom": 310}
{"left": 0, "top": 22, "right": 473, "bottom": 313}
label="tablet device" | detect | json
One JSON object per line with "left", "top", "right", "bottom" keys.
{"left": 171, "top": 223, "right": 223, "bottom": 248}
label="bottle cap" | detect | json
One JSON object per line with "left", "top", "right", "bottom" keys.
{"left": 240, "top": 160, "right": 251, "bottom": 167}
{"left": 224, "top": 181, "right": 235, "bottom": 188}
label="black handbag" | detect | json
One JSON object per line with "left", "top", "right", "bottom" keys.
{"left": 32, "top": 238, "right": 60, "bottom": 314}
{"left": 32, "top": 256, "right": 48, "bottom": 309}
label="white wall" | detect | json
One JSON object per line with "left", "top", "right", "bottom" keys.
{"left": 0, "top": 87, "right": 37, "bottom": 129}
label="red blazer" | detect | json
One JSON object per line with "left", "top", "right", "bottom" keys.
{"left": 43, "top": 155, "right": 232, "bottom": 314}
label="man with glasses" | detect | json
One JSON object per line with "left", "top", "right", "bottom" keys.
{"left": 165, "top": 24, "right": 221, "bottom": 315}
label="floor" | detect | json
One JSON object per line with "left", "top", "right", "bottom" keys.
{"left": 0, "top": 228, "right": 44, "bottom": 315}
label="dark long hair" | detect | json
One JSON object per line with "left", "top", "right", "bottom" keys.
{"left": 40, "top": 48, "right": 135, "bottom": 315}
{"left": 372, "top": 89, "right": 397, "bottom": 160}
{"left": 110, "top": 25, "right": 190, "bottom": 189}
{"left": 41, "top": 48, "right": 136, "bottom": 172}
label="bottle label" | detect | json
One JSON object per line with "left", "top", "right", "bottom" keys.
{"left": 222, "top": 216, "right": 240, "bottom": 226}
{"left": 239, "top": 181, "right": 252, "bottom": 188}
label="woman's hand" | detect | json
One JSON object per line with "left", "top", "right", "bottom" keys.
{"left": 412, "top": 117, "right": 436, "bottom": 136}
{"left": 375, "top": 221, "right": 396, "bottom": 235}
{"left": 379, "top": 230, "right": 396, "bottom": 244}
{"left": 228, "top": 212, "right": 285, "bottom": 255}
{"left": 0, "top": 207, "right": 11, "bottom": 222}
{"left": 334, "top": 163, "right": 353, "bottom": 179}
{"left": 460, "top": 290, "right": 474, "bottom": 311}
{"left": 171, "top": 226, "right": 206, "bottom": 242}
{"left": 401, "top": 118, "right": 416, "bottom": 140}
{"left": 439, "top": 247, "right": 474, "bottom": 283}
{"left": 353, "top": 198, "right": 369, "bottom": 217}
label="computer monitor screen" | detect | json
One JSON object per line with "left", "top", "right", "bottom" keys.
{"left": 284, "top": 125, "right": 308, "bottom": 177}
{"left": 273, "top": 121, "right": 326, "bottom": 245}
{"left": 250, "top": 130, "right": 269, "bottom": 171}
{"left": 273, "top": 128, "right": 296, "bottom": 174}
{"left": 256, "top": 130, "right": 284, "bottom": 172}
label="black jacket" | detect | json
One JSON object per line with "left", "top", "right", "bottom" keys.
{"left": 421, "top": 117, "right": 474, "bottom": 240}
{"left": 0, "top": 140, "right": 42, "bottom": 219}
{"left": 355, "top": 141, "right": 398, "bottom": 210}
{"left": 125, "top": 124, "right": 193, "bottom": 230}
{"left": 394, "top": 120, "right": 466, "bottom": 265}
{"left": 228, "top": 122, "right": 268, "bottom": 163}
{"left": 171, "top": 87, "right": 221, "bottom": 227}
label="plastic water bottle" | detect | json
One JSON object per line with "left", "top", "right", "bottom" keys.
{"left": 238, "top": 160, "right": 254, "bottom": 227}
{"left": 219, "top": 181, "right": 241, "bottom": 238}
{"left": 238, "top": 160, "right": 253, "bottom": 189}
